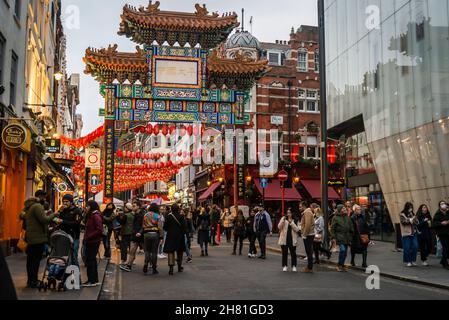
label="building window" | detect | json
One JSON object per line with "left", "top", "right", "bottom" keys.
{"left": 268, "top": 52, "right": 281, "bottom": 66}
{"left": 307, "top": 101, "right": 317, "bottom": 112}
{"left": 298, "top": 100, "right": 304, "bottom": 111}
{"left": 314, "top": 49, "right": 319, "bottom": 72}
{"left": 167, "top": 137, "right": 172, "bottom": 147}
{"left": 0, "top": 34, "right": 5, "bottom": 84}
{"left": 298, "top": 50, "right": 307, "bottom": 71}
{"left": 10, "top": 52, "right": 18, "bottom": 106}
{"left": 14, "top": 0, "right": 21, "bottom": 19}
{"left": 299, "top": 135, "right": 318, "bottom": 159}
{"left": 299, "top": 89, "right": 319, "bottom": 113}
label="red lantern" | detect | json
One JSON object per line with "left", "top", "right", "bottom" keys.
{"left": 140, "top": 127, "right": 145, "bottom": 134}
{"left": 169, "top": 125, "right": 176, "bottom": 135}
{"left": 117, "top": 150, "right": 122, "bottom": 158}
{"left": 187, "top": 125, "right": 193, "bottom": 136}
{"left": 154, "top": 124, "right": 160, "bottom": 136}
{"left": 145, "top": 153, "right": 149, "bottom": 160}
{"left": 147, "top": 124, "right": 153, "bottom": 135}
{"left": 161, "top": 125, "right": 168, "bottom": 136}
{"left": 327, "top": 144, "right": 337, "bottom": 164}
{"left": 127, "top": 151, "right": 131, "bottom": 159}
{"left": 134, "top": 127, "right": 140, "bottom": 134}
{"left": 136, "top": 152, "right": 141, "bottom": 159}
{"left": 179, "top": 126, "right": 186, "bottom": 137}
{"left": 70, "top": 149, "right": 75, "bottom": 155}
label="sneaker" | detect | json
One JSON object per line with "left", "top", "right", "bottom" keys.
{"left": 292, "top": 266, "right": 297, "bottom": 272}
{"left": 283, "top": 266, "right": 288, "bottom": 272}
{"left": 422, "top": 261, "right": 429, "bottom": 267}
{"left": 119, "top": 264, "right": 131, "bottom": 272}
{"left": 248, "top": 253, "right": 252, "bottom": 258}
{"left": 411, "top": 262, "right": 417, "bottom": 266}
{"left": 186, "top": 257, "right": 193, "bottom": 263}
{"left": 251, "top": 254, "right": 257, "bottom": 258}
{"left": 158, "top": 254, "right": 167, "bottom": 259}
{"left": 406, "top": 263, "right": 413, "bottom": 267}
{"left": 336, "top": 266, "right": 345, "bottom": 272}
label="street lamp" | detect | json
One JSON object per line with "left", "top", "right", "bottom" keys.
{"left": 54, "top": 72, "right": 63, "bottom": 81}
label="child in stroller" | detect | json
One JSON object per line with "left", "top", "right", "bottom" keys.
{"left": 39, "top": 230, "right": 74, "bottom": 292}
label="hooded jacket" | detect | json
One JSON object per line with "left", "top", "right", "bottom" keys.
{"left": 330, "top": 209, "right": 354, "bottom": 245}
{"left": 22, "top": 198, "right": 57, "bottom": 245}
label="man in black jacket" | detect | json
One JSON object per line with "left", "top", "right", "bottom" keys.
{"left": 59, "top": 194, "right": 83, "bottom": 267}
{"left": 119, "top": 201, "right": 144, "bottom": 272}
{"left": 433, "top": 201, "right": 449, "bottom": 269}
{"left": 210, "top": 205, "right": 221, "bottom": 246}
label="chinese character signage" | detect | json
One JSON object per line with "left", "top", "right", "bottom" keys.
{"left": 238, "top": 165, "right": 245, "bottom": 199}
{"left": 104, "top": 121, "right": 115, "bottom": 201}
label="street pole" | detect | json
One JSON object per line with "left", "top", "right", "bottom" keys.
{"left": 85, "top": 167, "right": 90, "bottom": 208}
{"left": 318, "top": 0, "right": 329, "bottom": 248}
{"left": 281, "top": 181, "right": 285, "bottom": 216}
{"left": 287, "top": 80, "right": 293, "bottom": 162}
{"left": 233, "top": 124, "right": 238, "bottom": 215}
{"left": 262, "top": 187, "right": 265, "bottom": 208}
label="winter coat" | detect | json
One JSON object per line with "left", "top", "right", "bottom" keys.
{"left": 59, "top": 205, "right": 82, "bottom": 240}
{"left": 22, "top": 198, "right": 57, "bottom": 245}
{"left": 351, "top": 213, "right": 370, "bottom": 251}
{"left": 433, "top": 210, "right": 449, "bottom": 236}
{"left": 118, "top": 212, "right": 134, "bottom": 236}
{"left": 246, "top": 216, "right": 255, "bottom": 236}
{"left": 221, "top": 212, "right": 234, "bottom": 228}
{"left": 416, "top": 211, "right": 432, "bottom": 239}
{"left": 131, "top": 210, "right": 145, "bottom": 242}
{"left": 330, "top": 213, "right": 354, "bottom": 245}
{"left": 400, "top": 211, "right": 419, "bottom": 237}
{"left": 278, "top": 217, "right": 300, "bottom": 246}
{"left": 233, "top": 215, "right": 246, "bottom": 236}
{"left": 196, "top": 213, "right": 211, "bottom": 231}
{"left": 300, "top": 208, "right": 315, "bottom": 237}
{"left": 163, "top": 212, "right": 187, "bottom": 253}
{"left": 102, "top": 208, "right": 116, "bottom": 231}
{"left": 84, "top": 211, "right": 103, "bottom": 244}
{"left": 211, "top": 209, "right": 221, "bottom": 226}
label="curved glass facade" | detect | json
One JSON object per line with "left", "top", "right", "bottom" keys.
{"left": 325, "top": 0, "right": 449, "bottom": 222}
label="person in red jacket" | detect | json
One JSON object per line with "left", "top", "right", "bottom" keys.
{"left": 83, "top": 200, "right": 103, "bottom": 287}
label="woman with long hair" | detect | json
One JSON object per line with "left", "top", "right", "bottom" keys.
{"left": 163, "top": 204, "right": 187, "bottom": 275}
{"left": 232, "top": 210, "right": 246, "bottom": 255}
{"left": 196, "top": 207, "right": 210, "bottom": 256}
{"left": 83, "top": 200, "right": 103, "bottom": 287}
{"left": 313, "top": 207, "right": 331, "bottom": 264}
{"left": 416, "top": 204, "right": 432, "bottom": 266}
{"left": 101, "top": 203, "right": 116, "bottom": 259}
{"left": 400, "top": 202, "right": 419, "bottom": 267}
{"left": 278, "top": 209, "right": 300, "bottom": 272}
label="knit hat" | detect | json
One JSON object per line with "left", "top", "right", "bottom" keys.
{"left": 336, "top": 204, "right": 344, "bottom": 214}
{"left": 62, "top": 194, "right": 74, "bottom": 203}
{"left": 125, "top": 203, "right": 133, "bottom": 211}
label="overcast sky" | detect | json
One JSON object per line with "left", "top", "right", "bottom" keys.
{"left": 62, "top": 0, "right": 318, "bottom": 135}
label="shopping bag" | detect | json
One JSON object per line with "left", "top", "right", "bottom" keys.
{"left": 17, "top": 231, "right": 27, "bottom": 252}
{"left": 436, "top": 239, "right": 443, "bottom": 259}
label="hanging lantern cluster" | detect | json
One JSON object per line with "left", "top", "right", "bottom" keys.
{"left": 60, "top": 126, "right": 105, "bottom": 149}
{"left": 133, "top": 124, "right": 203, "bottom": 137}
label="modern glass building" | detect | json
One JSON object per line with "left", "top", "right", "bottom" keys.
{"left": 324, "top": 0, "right": 449, "bottom": 240}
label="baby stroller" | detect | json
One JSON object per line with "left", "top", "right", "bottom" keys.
{"left": 38, "top": 230, "right": 73, "bottom": 292}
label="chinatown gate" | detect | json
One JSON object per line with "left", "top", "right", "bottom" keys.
{"left": 83, "top": 2, "right": 270, "bottom": 204}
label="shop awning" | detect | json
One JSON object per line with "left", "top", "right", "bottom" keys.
{"left": 300, "top": 179, "right": 341, "bottom": 200}
{"left": 198, "top": 182, "right": 222, "bottom": 201}
{"left": 255, "top": 179, "right": 302, "bottom": 201}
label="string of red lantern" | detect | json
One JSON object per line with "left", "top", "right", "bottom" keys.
{"left": 60, "top": 125, "right": 105, "bottom": 149}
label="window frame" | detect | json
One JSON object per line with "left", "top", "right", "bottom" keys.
{"left": 297, "top": 49, "right": 308, "bottom": 71}
{"left": 10, "top": 51, "right": 18, "bottom": 107}
{"left": 314, "top": 49, "right": 319, "bottom": 72}
{"left": 267, "top": 50, "right": 282, "bottom": 66}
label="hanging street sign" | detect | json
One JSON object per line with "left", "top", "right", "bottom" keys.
{"left": 260, "top": 178, "right": 268, "bottom": 189}
{"left": 2, "top": 123, "right": 27, "bottom": 149}
{"left": 85, "top": 148, "right": 101, "bottom": 169}
{"left": 45, "top": 139, "right": 61, "bottom": 153}
{"left": 278, "top": 170, "right": 288, "bottom": 182}
{"left": 90, "top": 174, "right": 100, "bottom": 186}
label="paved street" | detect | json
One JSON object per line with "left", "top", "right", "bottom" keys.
{"left": 100, "top": 240, "right": 449, "bottom": 300}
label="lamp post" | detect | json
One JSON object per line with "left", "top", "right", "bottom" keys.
{"left": 287, "top": 80, "right": 293, "bottom": 162}
{"left": 318, "top": 0, "right": 329, "bottom": 248}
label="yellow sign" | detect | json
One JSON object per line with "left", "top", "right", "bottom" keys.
{"left": 1, "top": 123, "right": 31, "bottom": 153}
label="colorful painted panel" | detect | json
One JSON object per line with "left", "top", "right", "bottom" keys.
{"left": 153, "top": 88, "right": 201, "bottom": 100}
{"left": 219, "top": 103, "right": 232, "bottom": 113}
{"left": 154, "top": 46, "right": 200, "bottom": 58}
{"left": 134, "top": 110, "right": 153, "bottom": 121}
{"left": 104, "top": 122, "right": 115, "bottom": 199}
{"left": 153, "top": 100, "right": 167, "bottom": 111}
{"left": 133, "top": 85, "right": 145, "bottom": 98}
{"left": 219, "top": 113, "right": 233, "bottom": 124}
{"left": 199, "top": 113, "right": 218, "bottom": 124}
{"left": 207, "top": 89, "right": 234, "bottom": 102}
{"left": 117, "top": 109, "right": 133, "bottom": 121}
{"left": 153, "top": 111, "right": 198, "bottom": 123}
{"left": 220, "top": 90, "right": 232, "bottom": 102}
{"left": 120, "top": 85, "right": 133, "bottom": 98}
{"left": 118, "top": 99, "right": 133, "bottom": 110}
{"left": 186, "top": 101, "right": 199, "bottom": 112}
{"left": 202, "top": 102, "right": 216, "bottom": 113}
{"left": 135, "top": 99, "right": 149, "bottom": 110}
{"left": 169, "top": 101, "right": 183, "bottom": 112}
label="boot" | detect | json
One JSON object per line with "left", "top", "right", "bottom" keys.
{"left": 201, "top": 250, "right": 205, "bottom": 257}
{"left": 152, "top": 267, "right": 159, "bottom": 275}
{"left": 362, "top": 252, "right": 368, "bottom": 268}
{"left": 169, "top": 266, "right": 174, "bottom": 275}
{"left": 178, "top": 264, "right": 184, "bottom": 273}
{"left": 350, "top": 254, "right": 356, "bottom": 267}
{"left": 232, "top": 250, "right": 236, "bottom": 255}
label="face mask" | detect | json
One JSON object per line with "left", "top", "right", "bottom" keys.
{"left": 441, "top": 204, "right": 448, "bottom": 210}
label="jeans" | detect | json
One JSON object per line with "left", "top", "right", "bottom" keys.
{"left": 72, "top": 239, "right": 80, "bottom": 267}
{"left": 120, "top": 235, "right": 131, "bottom": 262}
{"left": 158, "top": 232, "right": 167, "bottom": 255}
{"left": 438, "top": 234, "right": 449, "bottom": 266}
{"left": 419, "top": 235, "right": 432, "bottom": 262}
{"left": 256, "top": 231, "right": 268, "bottom": 257}
{"left": 103, "top": 230, "right": 112, "bottom": 258}
{"left": 281, "top": 245, "right": 297, "bottom": 267}
{"left": 338, "top": 244, "right": 348, "bottom": 266}
{"left": 85, "top": 242, "right": 100, "bottom": 283}
{"left": 26, "top": 243, "right": 45, "bottom": 285}
{"left": 402, "top": 235, "right": 418, "bottom": 263}
{"left": 248, "top": 233, "right": 257, "bottom": 255}
{"left": 144, "top": 233, "right": 160, "bottom": 269}
{"left": 185, "top": 235, "right": 192, "bottom": 258}
{"left": 303, "top": 236, "right": 315, "bottom": 270}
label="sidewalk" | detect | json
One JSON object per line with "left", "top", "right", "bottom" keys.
{"left": 260, "top": 234, "right": 449, "bottom": 290}
{"left": 6, "top": 248, "right": 109, "bottom": 300}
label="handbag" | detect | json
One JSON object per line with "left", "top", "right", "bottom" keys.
{"left": 436, "top": 238, "right": 443, "bottom": 259}
{"left": 313, "top": 234, "right": 323, "bottom": 243}
{"left": 17, "top": 231, "right": 28, "bottom": 252}
{"left": 360, "top": 234, "right": 370, "bottom": 245}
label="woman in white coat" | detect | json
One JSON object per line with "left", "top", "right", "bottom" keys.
{"left": 278, "top": 209, "right": 300, "bottom": 272}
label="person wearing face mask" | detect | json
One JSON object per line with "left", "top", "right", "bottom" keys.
{"left": 416, "top": 204, "right": 432, "bottom": 266}
{"left": 400, "top": 202, "right": 419, "bottom": 267}
{"left": 433, "top": 201, "right": 449, "bottom": 269}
